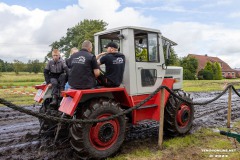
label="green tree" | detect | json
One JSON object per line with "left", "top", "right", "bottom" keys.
{"left": 13, "top": 60, "right": 25, "bottom": 75}
{"left": 46, "top": 19, "right": 108, "bottom": 60}
{"left": 204, "top": 62, "right": 213, "bottom": 74}
{"left": 27, "top": 59, "right": 45, "bottom": 74}
{"left": 183, "top": 69, "right": 195, "bottom": 80}
{"left": 32, "top": 59, "right": 42, "bottom": 74}
{"left": 214, "top": 62, "right": 223, "bottom": 80}
{"left": 198, "top": 61, "right": 222, "bottom": 80}
{"left": 3, "top": 62, "right": 13, "bottom": 72}
{"left": 163, "top": 46, "right": 179, "bottom": 66}
{"left": 179, "top": 56, "right": 198, "bottom": 80}
{"left": 0, "top": 59, "right": 4, "bottom": 72}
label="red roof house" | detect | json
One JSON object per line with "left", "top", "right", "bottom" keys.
{"left": 188, "top": 54, "right": 237, "bottom": 78}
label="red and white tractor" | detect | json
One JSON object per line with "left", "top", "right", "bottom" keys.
{"left": 34, "top": 26, "right": 194, "bottom": 159}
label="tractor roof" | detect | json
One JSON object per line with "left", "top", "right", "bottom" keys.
{"left": 94, "top": 26, "right": 161, "bottom": 36}
{"left": 95, "top": 26, "right": 177, "bottom": 46}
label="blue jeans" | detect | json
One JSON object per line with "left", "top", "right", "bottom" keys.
{"left": 65, "top": 82, "right": 71, "bottom": 90}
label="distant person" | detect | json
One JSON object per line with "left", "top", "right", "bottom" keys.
{"left": 68, "top": 40, "right": 100, "bottom": 89}
{"left": 65, "top": 47, "right": 79, "bottom": 90}
{"left": 66, "top": 47, "right": 79, "bottom": 68}
{"left": 44, "top": 49, "right": 69, "bottom": 105}
{"left": 96, "top": 42, "right": 125, "bottom": 87}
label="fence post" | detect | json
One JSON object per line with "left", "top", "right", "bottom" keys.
{"left": 158, "top": 88, "right": 165, "bottom": 150}
{"left": 227, "top": 87, "right": 232, "bottom": 128}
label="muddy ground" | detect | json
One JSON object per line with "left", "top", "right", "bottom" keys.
{"left": 0, "top": 91, "right": 240, "bottom": 160}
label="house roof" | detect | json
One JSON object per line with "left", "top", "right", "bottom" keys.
{"left": 188, "top": 54, "right": 236, "bottom": 72}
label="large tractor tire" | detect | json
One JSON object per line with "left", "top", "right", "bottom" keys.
{"left": 164, "top": 91, "right": 194, "bottom": 137}
{"left": 70, "top": 98, "right": 126, "bottom": 159}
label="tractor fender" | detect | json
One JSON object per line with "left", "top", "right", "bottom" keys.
{"left": 59, "top": 87, "right": 132, "bottom": 116}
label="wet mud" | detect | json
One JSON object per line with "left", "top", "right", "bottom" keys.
{"left": 0, "top": 91, "right": 239, "bottom": 159}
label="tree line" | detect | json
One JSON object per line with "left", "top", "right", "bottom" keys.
{"left": 0, "top": 59, "right": 45, "bottom": 74}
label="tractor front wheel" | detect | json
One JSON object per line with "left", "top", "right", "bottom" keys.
{"left": 164, "top": 91, "right": 194, "bottom": 136}
{"left": 70, "top": 98, "right": 126, "bottom": 159}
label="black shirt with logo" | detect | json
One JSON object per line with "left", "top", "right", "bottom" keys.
{"left": 100, "top": 53, "right": 125, "bottom": 86}
{"left": 68, "top": 49, "right": 99, "bottom": 89}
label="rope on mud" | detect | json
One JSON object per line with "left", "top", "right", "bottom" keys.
{"left": 0, "top": 84, "right": 239, "bottom": 124}
{"left": 165, "top": 84, "right": 233, "bottom": 105}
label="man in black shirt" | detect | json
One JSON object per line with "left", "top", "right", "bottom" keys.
{"left": 68, "top": 40, "right": 100, "bottom": 89}
{"left": 96, "top": 42, "right": 125, "bottom": 87}
{"left": 44, "top": 49, "right": 69, "bottom": 105}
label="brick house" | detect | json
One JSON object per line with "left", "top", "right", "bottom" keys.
{"left": 188, "top": 54, "right": 237, "bottom": 78}
{"left": 234, "top": 68, "right": 240, "bottom": 78}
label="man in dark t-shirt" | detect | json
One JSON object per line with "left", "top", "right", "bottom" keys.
{"left": 96, "top": 42, "right": 125, "bottom": 87}
{"left": 68, "top": 40, "right": 100, "bottom": 89}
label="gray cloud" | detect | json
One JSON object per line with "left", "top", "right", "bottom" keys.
{"left": 0, "top": 0, "right": 239, "bottom": 69}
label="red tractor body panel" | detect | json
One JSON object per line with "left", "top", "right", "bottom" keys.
{"left": 34, "top": 84, "right": 48, "bottom": 103}
{"left": 131, "top": 78, "right": 174, "bottom": 124}
{"left": 59, "top": 78, "right": 175, "bottom": 123}
{"left": 59, "top": 87, "right": 133, "bottom": 116}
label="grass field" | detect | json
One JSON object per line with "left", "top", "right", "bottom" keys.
{"left": 0, "top": 72, "right": 239, "bottom": 159}
{"left": 0, "top": 72, "right": 44, "bottom": 106}
{"left": 109, "top": 126, "right": 240, "bottom": 160}
{"left": 183, "top": 79, "right": 240, "bottom": 92}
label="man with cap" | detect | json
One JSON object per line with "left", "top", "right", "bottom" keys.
{"left": 96, "top": 41, "right": 125, "bottom": 87}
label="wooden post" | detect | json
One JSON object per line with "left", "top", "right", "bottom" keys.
{"left": 227, "top": 87, "right": 232, "bottom": 128}
{"left": 158, "top": 88, "right": 165, "bottom": 150}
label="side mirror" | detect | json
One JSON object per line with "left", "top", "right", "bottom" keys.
{"left": 166, "top": 42, "right": 171, "bottom": 60}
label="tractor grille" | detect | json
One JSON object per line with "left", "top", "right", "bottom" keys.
{"left": 166, "top": 68, "right": 181, "bottom": 75}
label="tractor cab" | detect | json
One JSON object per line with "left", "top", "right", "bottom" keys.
{"left": 94, "top": 26, "right": 179, "bottom": 95}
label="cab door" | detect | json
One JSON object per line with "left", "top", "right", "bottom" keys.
{"left": 135, "top": 31, "right": 165, "bottom": 94}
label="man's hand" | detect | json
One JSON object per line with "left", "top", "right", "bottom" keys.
{"left": 100, "top": 52, "right": 107, "bottom": 56}
{"left": 48, "top": 83, "right": 52, "bottom": 88}
{"left": 96, "top": 52, "right": 107, "bottom": 60}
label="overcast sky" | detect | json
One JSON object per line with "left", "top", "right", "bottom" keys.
{"left": 0, "top": 0, "right": 240, "bottom": 68}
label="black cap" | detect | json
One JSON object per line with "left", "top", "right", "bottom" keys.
{"left": 104, "top": 42, "right": 118, "bottom": 49}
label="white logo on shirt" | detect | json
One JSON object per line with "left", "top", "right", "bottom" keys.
{"left": 73, "top": 56, "right": 86, "bottom": 64}
{"left": 113, "top": 57, "right": 124, "bottom": 64}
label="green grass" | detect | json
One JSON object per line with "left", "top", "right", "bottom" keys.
{"left": 0, "top": 72, "right": 42, "bottom": 106}
{"left": 0, "top": 72, "right": 44, "bottom": 83}
{"left": 183, "top": 79, "right": 240, "bottom": 92}
{"left": 109, "top": 127, "right": 240, "bottom": 160}
{"left": 0, "top": 87, "right": 37, "bottom": 106}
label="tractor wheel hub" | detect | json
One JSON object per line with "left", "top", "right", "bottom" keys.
{"left": 98, "top": 123, "right": 115, "bottom": 142}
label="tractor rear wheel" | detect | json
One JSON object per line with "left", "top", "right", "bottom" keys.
{"left": 70, "top": 98, "right": 126, "bottom": 159}
{"left": 164, "top": 91, "right": 194, "bottom": 136}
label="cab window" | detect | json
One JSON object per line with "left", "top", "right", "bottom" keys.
{"left": 134, "top": 30, "right": 159, "bottom": 62}
{"left": 99, "top": 31, "right": 120, "bottom": 53}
